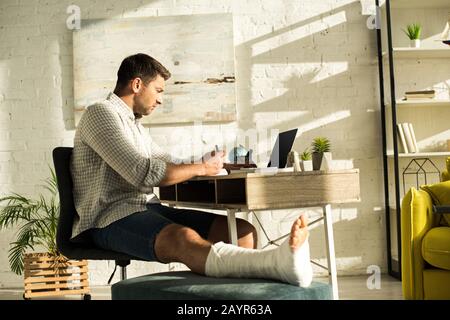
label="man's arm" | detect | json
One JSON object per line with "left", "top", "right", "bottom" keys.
{"left": 159, "top": 152, "right": 224, "bottom": 187}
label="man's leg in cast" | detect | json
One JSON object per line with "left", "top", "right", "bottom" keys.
{"left": 154, "top": 214, "right": 313, "bottom": 287}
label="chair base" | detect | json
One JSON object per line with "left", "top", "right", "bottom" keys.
{"left": 111, "top": 271, "right": 332, "bottom": 300}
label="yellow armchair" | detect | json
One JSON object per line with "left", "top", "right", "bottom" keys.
{"left": 401, "top": 158, "right": 450, "bottom": 300}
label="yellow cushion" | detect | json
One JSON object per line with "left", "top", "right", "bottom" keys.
{"left": 423, "top": 269, "right": 450, "bottom": 299}
{"left": 422, "top": 227, "right": 450, "bottom": 271}
{"left": 421, "top": 180, "right": 450, "bottom": 226}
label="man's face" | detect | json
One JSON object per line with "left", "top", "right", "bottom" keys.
{"left": 133, "top": 74, "right": 165, "bottom": 117}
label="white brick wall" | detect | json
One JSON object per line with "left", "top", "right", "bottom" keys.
{"left": 0, "top": 0, "right": 385, "bottom": 288}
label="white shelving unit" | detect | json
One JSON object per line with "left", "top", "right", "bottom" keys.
{"left": 381, "top": 0, "right": 450, "bottom": 9}
{"left": 382, "top": 47, "right": 450, "bottom": 59}
{"left": 377, "top": 0, "right": 450, "bottom": 279}
{"left": 387, "top": 151, "right": 450, "bottom": 158}
{"left": 386, "top": 99, "right": 450, "bottom": 108}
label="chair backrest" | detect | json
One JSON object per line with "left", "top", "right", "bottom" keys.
{"left": 52, "top": 147, "right": 77, "bottom": 256}
{"left": 52, "top": 147, "right": 138, "bottom": 261}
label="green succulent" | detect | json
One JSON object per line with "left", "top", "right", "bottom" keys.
{"left": 0, "top": 167, "right": 60, "bottom": 275}
{"left": 403, "top": 23, "right": 421, "bottom": 40}
{"left": 311, "top": 137, "right": 331, "bottom": 154}
{"left": 300, "top": 149, "right": 312, "bottom": 161}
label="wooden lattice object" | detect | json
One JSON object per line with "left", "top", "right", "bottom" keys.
{"left": 23, "top": 252, "right": 91, "bottom": 300}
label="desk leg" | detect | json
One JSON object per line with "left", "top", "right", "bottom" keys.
{"left": 226, "top": 209, "right": 238, "bottom": 246}
{"left": 323, "top": 204, "right": 339, "bottom": 300}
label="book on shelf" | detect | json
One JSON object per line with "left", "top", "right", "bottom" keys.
{"left": 408, "top": 123, "right": 420, "bottom": 153}
{"left": 404, "top": 90, "right": 435, "bottom": 100}
{"left": 397, "top": 123, "right": 408, "bottom": 154}
{"left": 398, "top": 123, "right": 419, "bottom": 154}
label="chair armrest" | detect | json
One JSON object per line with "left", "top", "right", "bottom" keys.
{"left": 433, "top": 205, "right": 450, "bottom": 214}
{"left": 401, "top": 188, "right": 435, "bottom": 300}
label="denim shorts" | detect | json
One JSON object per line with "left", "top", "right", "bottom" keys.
{"left": 90, "top": 203, "right": 217, "bottom": 262}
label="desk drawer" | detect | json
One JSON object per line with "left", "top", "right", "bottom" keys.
{"left": 246, "top": 171, "right": 360, "bottom": 210}
{"left": 159, "top": 185, "right": 176, "bottom": 201}
{"left": 177, "top": 180, "right": 216, "bottom": 203}
{"left": 216, "top": 178, "right": 246, "bottom": 204}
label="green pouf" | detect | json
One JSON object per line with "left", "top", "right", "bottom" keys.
{"left": 111, "top": 271, "right": 332, "bottom": 300}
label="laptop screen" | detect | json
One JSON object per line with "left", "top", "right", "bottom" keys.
{"left": 267, "top": 128, "right": 298, "bottom": 168}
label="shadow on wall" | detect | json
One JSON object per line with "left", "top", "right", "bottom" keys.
{"left": 235, "top": 1, "right": 378, "bottom": 152}
{"left": 233, "top": 1, "right": 384, "bottom": 275}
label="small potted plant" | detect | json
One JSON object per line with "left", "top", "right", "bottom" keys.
{"left": 403, "top": 23, "right": 422, "bottom": 48}
{"left": 0, "top": 168, "right": 90, "bottom": 300}
{"left": 311, "top": 137, "right": 331, "bottom": 171}
{"left": 300, "top": 148, "right": 313, "bottom": 171}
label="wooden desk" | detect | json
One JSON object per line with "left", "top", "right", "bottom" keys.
{"left": 159, "top": 169, "right": 360, "bottom": 300}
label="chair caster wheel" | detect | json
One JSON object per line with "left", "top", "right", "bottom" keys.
{"left": 83, "top": 294, "right": 92, "bottom": 300}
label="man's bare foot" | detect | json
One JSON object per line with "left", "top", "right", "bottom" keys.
{"left": 275, "top": 213, "right": 312, "bottom": 287}
{"left": 289, "top": 214, "right": 309, "bottom": 251}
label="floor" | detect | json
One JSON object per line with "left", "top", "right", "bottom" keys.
{"left": 0, "top": 275, "right": 403, "bottom": 300}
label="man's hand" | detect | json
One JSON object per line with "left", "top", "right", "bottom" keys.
{"left": 159, "top": 150, "right": 226, "bottom": 187}
{"left": 202, "top": 148, "right": 226, "bottom": 163}
{"left": 202, "top": 151, "right": 225, "bottom": 176}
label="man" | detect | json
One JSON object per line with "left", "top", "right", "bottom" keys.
{"left": 71, "top": 53, "right": 313, "bottom": 287}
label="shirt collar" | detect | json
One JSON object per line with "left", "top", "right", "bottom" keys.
{"left": 107, "top": 92, "right": 136, "bottom": 121}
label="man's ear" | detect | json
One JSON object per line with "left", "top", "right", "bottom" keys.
{"left": 131, "top": 78, "right": 142, "bottom": 93}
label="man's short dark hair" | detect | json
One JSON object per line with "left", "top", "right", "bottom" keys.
{"left": 115, "top": 53, "right": 171, "bottom": 92}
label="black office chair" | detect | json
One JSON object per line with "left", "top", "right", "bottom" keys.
{"left": 52, "top": 147, "right": 142, "bottom": 284}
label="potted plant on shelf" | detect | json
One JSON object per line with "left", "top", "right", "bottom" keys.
{"left": 300, "top": 149, "right": 313, "bottom": 172}
{"left": 403, "top": 23, "right": 422, "bottom": 48}
{"left": 0, "top": 168, "right": 90, "bottom": 300}
{"left": 311, "top": 137, "right": 331, "bottom": 171}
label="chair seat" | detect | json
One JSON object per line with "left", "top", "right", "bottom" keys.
{"left": 111, "top": 271, "right": 332, "bottom": 300}
{"left": 422, "top": 227, "right": 450, "bottom": 270}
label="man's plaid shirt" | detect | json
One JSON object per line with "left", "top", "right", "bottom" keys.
{"left": 70, "top": 93, "right": 176, "bottom": 239}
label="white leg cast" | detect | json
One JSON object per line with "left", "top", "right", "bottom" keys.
{"left": 205, "top": 236, "right": 313, "bottom": 287}
{"left": 227, "top": 209, "right": 238, "bottom": 245}
{"left": 323, "top": 204, "right": 339, "bottom": 300}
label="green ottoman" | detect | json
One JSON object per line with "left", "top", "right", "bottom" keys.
{"left": 111, "top": 271, "right": 332, "bottom": 300}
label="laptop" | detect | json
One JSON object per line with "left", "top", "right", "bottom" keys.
{"left": 267, "top": 128, "right": 298, "bottom": 168}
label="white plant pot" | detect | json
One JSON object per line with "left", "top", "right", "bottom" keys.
{"left": 410, "top": 39, "right": 420, "bottom": 48}
{"left": 302, "top": 160, "right": 313, "bottom": 171}
{"left": 321, "top": 152, "right": 333, "bottom": 171}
